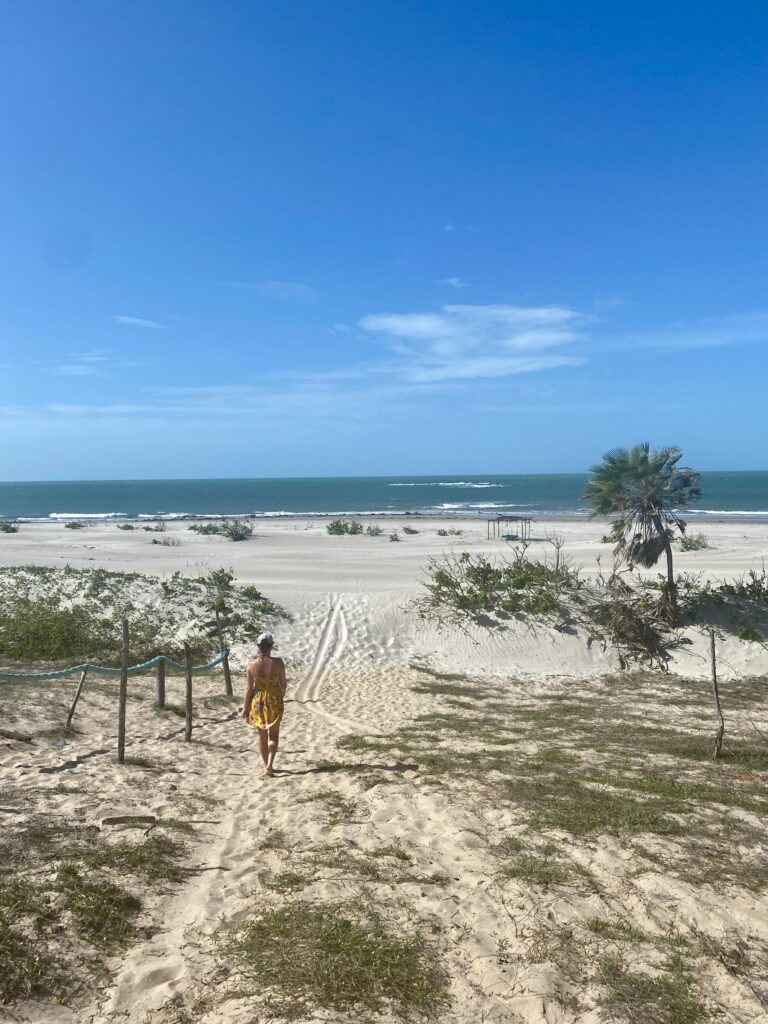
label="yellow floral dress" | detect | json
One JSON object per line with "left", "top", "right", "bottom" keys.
{"left": 248, "top": 672, "right": 284, "bottom": 730}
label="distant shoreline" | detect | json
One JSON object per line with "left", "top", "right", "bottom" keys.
{"left": 9, "top": 510, "right": 768, "bottom": 525}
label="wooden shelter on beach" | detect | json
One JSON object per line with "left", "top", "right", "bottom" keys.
{"left": 486, "top": 515, "right": 533, "bottom": 540}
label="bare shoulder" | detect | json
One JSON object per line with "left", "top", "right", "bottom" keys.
{"left": 273, "top": 656, "right": 286, "bottom": 667}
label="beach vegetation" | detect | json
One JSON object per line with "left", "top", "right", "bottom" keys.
{"left": 63, "top": 520, "right": 85, "bottom": 529}
{"left": 436, "top": 528, "right": 462, "bottom": 536}
{"left": 365, "top": 524, "right": 383, "bottom": 535}
{"left": 389, "top": 531, "right": 401, "bottom": 541}
{"left": 230, "top": 901, "right": 446, "bottom": 1016}
{"left": 142, "top": 522, "right": 166, "bottom": 532}
{"left": 326, "top": 518, "right": 363, "bottom": 535}
{"left": 582, "top": 443, "right": 701, "bottom": 619}
{"left": 402, "top": 525, "right": 419, "bottom": 535}
{"left": 499, "top": 854, "right": 573, "bottom": 886}
{"left": 189, "top": 518, "right": 254, "bottom": 540}
{"left": 678, "top": 532, "right": 710, "bottom": 551}
{"left": 116, "top": 522, "right": 134, "bottom": 530}
{"left": 587, "top": 917, "right": 647, "bottom": 942}
{"left": 0, "top": 913, "right": 54, "bottom": 1003}
{"left": 265, "top": 871, "right": 311, "bottom": 893}
{"left": 58, "top": 864, "right": 140, "bottom": 946}
{"left": 597, "top": 952, "right": 708, "bottom": 1024}
{"left": 151, "top": 536, "right": 181, "bottom": 546}
{"left": 0, "top": 565, "right": 288, "bottom": 666}
{"left": 0, "top": 522, "right": 18, "bottom": 533}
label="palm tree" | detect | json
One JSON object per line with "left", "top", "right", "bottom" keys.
{"left": 582, "top": 443, "right": 701, "bottom": 618}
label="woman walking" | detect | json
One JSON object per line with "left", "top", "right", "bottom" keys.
{"left": 242, "top": 632, "right": 287, "bottom": 777}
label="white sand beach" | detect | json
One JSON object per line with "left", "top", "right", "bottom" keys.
{"left": 2, "top": 517, "right": 768, "bottom": 1023}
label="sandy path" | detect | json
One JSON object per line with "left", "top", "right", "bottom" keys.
{"left": 83, "top": 592, "right": 397, "bottom": 1023}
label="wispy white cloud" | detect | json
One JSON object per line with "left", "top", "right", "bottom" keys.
{"left": 437, "top": 276, "right": 467, "bottom": 289}
{"left": 359, "top": 303, "right": 587, "bottom": 382}
{"left": 113, "top": 315, "right": 168, "bottom": 329}
{"left": 51, "top": 364, "right": 103, "bottom": 377}
{"left": 219, "top": 280, "right": 317, "bottom": 301}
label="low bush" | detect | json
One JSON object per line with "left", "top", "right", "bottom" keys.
{"left": 188, "top": 523, "right": 222, "bottom": 535}
{"left": 220, "top": 519, "right": 253, "bottom": 541}
{"left": 151, "top": 537, "right": 181, "bottom": 547}
{"left": 116, "top": 523, "right": 134, "bottom": 531}
{"left": 0, "top": 523, "right": 18, "bottom": 534}
{"left": 678, "top": 532, "right": 710, "bottom": 552}
{"left": 402, "top": 526, "right": 419, "bottom": 535}
{"left": 365, "top": 525, "right": 383, "bottom": 536}
{"left": 327, "top": 519, "right": 363, "bottom": 536}
{"left": 142, "top": 523, "right": 166, "bottom": 533}
{"left": 436, "top": 528, "right": 462, "bottom": 537}
{"left": 0, "top": 565, "right": 288, "bottom": 666}
{"left": 188, "top": 519, "right": 253, "bottom": 540}
{"left": 64, "top": 521, "right": 85, "bottom": 529}
{"left": 389, "top": 531, "right": 401, "bottom": 542}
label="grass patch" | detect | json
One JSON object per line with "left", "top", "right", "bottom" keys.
{"left": 301, "top": 789, "right": 358, "bottom": 826}
{"left": 266, "top": 872, "right": 311, "bottom": 894}
{"left": 231, "top": 901, "right": 446, "bottom": 1015}
{"left": 58, "top": 864, "right": 140, "bottom": 947}
{"left": 500, "top": 855, "right": 573, "bottom": 887}
{"left": 372, "top": 844, "right": 413, "bottom": 863}
{"left": 0, "top": 914, "right": 53, "bottom": 1002}
{"left": 598, "top": 952, "right": 708, "bottom": 1024}
{"left": 84, "top": 835, "right": 187, "bottom": 883}
{"left": 588, "top": 917, "right": 647, "bottom": 942}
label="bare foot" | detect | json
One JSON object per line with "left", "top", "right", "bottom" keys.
{"left": 264, "top": 767, "right": 274, "bottom": 778}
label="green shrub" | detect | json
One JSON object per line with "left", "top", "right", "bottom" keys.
{"left": 437, "top": 528, "right": 463, "bottom": 537}
{"left": 678, "top": 532, "right": 710, "bottom": 552}
{"left": 0, "top": 522, "right": 18, "bottom": 534}
{"left": 151, "top": 537, "right": 181, "bottom": 547}
{"left": 389, "top": 531, "right": 400, "bottom": 542}
{"left": 220, "top": 519, "right": 253, "bottom": 541}
{"left": 0, "top": 565, "right": 288, "bottom": 666}
{"left": 365, "top": 525, "right": 383, "bottom": 536}
{"left": 327, "top": 519, "right": 363, "bottom": 536}
{"left": 402, "top": 526, "right": 419, "bottom": 535}
{"left": 188, "top": 523, "right": 222, "bottom": 535}
{"left": 142, "top": 523, "right": 166, "bottom": 533}
{"left": 64, "top": 521, "right": 85, "bottom": 529}
{"left": 117, "top": 523, "right": 134, "bottom": 531}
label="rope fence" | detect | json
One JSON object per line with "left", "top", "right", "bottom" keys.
{"left": 0, "top": 649, "right": 230, "bottom": 682}
{"left": 0, "top": 619, "right": 236, "bottom": 762}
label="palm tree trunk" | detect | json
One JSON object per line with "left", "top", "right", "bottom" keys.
{"left": 654, "top": 515, "right": 677, "bottom": 621}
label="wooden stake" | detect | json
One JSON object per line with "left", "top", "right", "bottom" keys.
{"left": 66, "top": 668, "right": 88, "bottom": 729}
{"left": 156, "top": 659, "right": 166, "bottom": 708}
{"left": 217, "top": 614, "right": 233, "bottom": 696}
{"left": 117, "top": 619, "right": 129, "bottom": 764}
{"left": 184, "top": 642, "right": 193, "bottom": 742}
{"left": 710, "top": 628, "right": 725, "bottom": 759}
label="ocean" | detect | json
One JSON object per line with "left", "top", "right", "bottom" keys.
{"left": 1, "top": 472, "right": 767, "bottom": 522}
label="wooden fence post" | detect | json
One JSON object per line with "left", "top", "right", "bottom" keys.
{"left": 66, "top": 668, "right": 88, "bottom": 729}
{"left": 184, "top": 642, "right": 193, "bottom": 742}
{"left": 156, "top": 659, "right": 166, "bottom": 708}
{"left": 710, "top": 628, "right": 725, "bottom": 759}
{"left": 117, "top": 619, "right": 129, "bottom": 764}
{"left": 214, "top": 614, "right": 233, "bottom": 696}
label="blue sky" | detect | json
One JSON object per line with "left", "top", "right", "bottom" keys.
{"left": 2, "top": 1, "right": 768, "bottom": 480}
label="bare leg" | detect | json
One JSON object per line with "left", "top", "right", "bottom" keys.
{"left": 258, "top": 728, "right": 269, "bottom": 767}
{"left": 265, "top": 724, "right": 280, "bottom": 776}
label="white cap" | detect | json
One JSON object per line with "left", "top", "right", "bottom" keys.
{"left": 257, "top": 632, "right": 274, "bottom": 647}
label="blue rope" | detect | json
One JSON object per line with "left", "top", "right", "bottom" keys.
{"left": 0, "top": 648, "right": 230, "bottom": 682}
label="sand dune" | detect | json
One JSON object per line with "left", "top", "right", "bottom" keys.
{"left": 2, "top": 518, "right": 768, "bottom": 1022}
